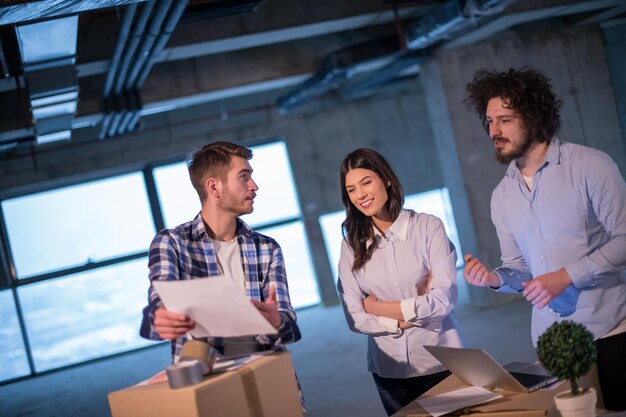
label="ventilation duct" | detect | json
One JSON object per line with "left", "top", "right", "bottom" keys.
{"left": 0, "top": 0, "right": 148, "bottom": 26}
{"left": 16, "top": 15, "right": 78, "bottom": 145}
{"left": 339, "top": 49, "right": 429, "bottom": 100}
{"left": 404, "top": 0, "right": 513, "bottom": 50}
{"left": 277, "top": 35, "right": 403, "bottom": 113}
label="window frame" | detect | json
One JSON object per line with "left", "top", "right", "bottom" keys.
{"left": 0, "top": 138, "right": 322, "bottom": 383}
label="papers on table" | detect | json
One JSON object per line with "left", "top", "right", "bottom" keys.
{"left": 416, "top": 386, "right": 503, "bottom": 417}
{"left": 153, "top": 277, "right": 278, "bottom": 338}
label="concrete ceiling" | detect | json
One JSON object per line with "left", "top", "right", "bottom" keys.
{"left": 0, "top": 0, "right": 624, "bottom": 156}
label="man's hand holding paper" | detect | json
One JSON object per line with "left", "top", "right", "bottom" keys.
{"left": 154, "top": 308, "right": 196, "bottom": 340}
{"left": 153, "top": 277, "right": 278, "bottom": 339}
{"left": 250, "top": 285, "right": 282, "bottom": 329}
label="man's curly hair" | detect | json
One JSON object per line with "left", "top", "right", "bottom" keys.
{"left": 464, "top": 67, "right": 563, "bottom": 143}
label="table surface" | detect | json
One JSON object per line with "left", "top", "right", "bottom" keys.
{"left": 392, "top": 364, "right": 605, "bottom": 417}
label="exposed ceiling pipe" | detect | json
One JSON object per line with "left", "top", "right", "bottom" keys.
{"left": 99, "top": 0, "right": 155, "bottom": 139}
{"left": 113, "top": 0, "right": 155, "bottom": 95}
{"left": 103, "top": 3, "right": 138, "bottom": 97}
{"left": 125, "top": 0, "right": 189, "bottom": 134}
{"left": 114, "top": 0, "right": 175, "bottom": 135}
{"left": 340, "top": 49, "right": 429, "bottom": 99}
{"left": 124, "top": 0, "right": 173, "bottom": 90}
{"left": 278, "top": 0, "right": 517, "bottom": 112}
{"left": 404, "top": 0, "right": 515, "bottom": 49}
{"left": 108, "top": 0, "right": 156, "bottom": 138}
{"left": 0, "top": 0, "right": 147, "bottom": 26}
{"left": 100, "top": 3, "right": 138, "bottom": 139}
{"left": 276, "top": 35, "right": 403, "bottom": 113}
{"left": 134, "top": 0, "right": 189, "bottom": 89}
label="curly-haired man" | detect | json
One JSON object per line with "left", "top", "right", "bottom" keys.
{"left": 462, "top": 67, "right": 626, "bottom": 410}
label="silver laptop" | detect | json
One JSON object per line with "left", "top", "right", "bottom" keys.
{"left": 424, "top": 345, "right": 558, "bottom": 393}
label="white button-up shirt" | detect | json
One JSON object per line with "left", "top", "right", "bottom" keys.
{"left": 338, "top": 209, "right": 463, "bottom": 378}
{"left": 491, "top": 138, "right": 626, "bottom": 343}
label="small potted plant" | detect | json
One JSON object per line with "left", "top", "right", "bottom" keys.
{"left": 536, "top": 320, "right": 597, "bottom": 417}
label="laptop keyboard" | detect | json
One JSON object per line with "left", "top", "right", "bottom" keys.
{"left": 510, "top": 372, "right": 555, "bottom": 388}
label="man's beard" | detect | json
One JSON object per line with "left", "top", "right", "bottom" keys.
{"left": 218, "top": 190, "right": 254, "bottom": 215}
{"left": 493, "top": 134, "right": 534, "bottom": 164}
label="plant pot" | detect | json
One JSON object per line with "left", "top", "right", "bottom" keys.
{"left": 554, "top": 387, "right": 596, "bottom": 417}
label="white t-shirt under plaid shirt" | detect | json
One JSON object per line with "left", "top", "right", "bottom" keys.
{"left": 139, "top": 212, "right": 301, "bottom": 362}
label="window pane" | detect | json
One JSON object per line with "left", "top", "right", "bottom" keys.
{"left": 0, "top": 290, "right": 30, "bottom": 381}
{"left": 154, "top": 141, "right": 301, "bottom": 229}
{"left": 2, "top": 173, "right": 155, "bottom": 278}
{"left": 319, "top": 211, "right": 345, "bottom": 281}
{"left": 241, "top": 142, "right": 301, "bottom": 227}
{"left": 18, "top": 258, "right": 153, "bottom": 372}
{"left": 153, "top": 162, "right": 200, "bottom": 229}
{"left": 404, "top": 188, "right": 463, "bottom": 267}
{"left": 258, "top": 221, "right": 320, "bottom": 309}
{"left": 319, "top": 188, "right": 464, "bottom": 280}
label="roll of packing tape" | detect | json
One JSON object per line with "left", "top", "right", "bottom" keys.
{"left": 180, "top": 340, "right": 218, "bottom": 375}
{"left": 166, "top": 359, "right": 204, "bottom": 389}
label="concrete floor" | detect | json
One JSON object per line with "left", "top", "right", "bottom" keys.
{"left": 0, "top": 297, "right": 540, "bottom": 417}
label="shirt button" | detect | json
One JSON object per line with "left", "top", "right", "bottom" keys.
{"left": 535, "top": 229, "right": 539, "bottom": 234}
{"left": 540, "top": 256, "right": 545, "bottom": 260}
{"left": 549, "top": 308, "right": 554, "bottom": 313}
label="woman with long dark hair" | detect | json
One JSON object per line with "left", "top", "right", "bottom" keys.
{"left": 337, "top": 148, "right": 463, "bottom": 415}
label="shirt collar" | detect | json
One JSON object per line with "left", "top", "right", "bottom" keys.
{"left": 505, "top": 137, "right": 561, "bottom": 178}
{"left": 191, "top": 212, "right": 254, "bottom": 240}
{"left": 372, "top": 209, "right": 410, "bottom": 241}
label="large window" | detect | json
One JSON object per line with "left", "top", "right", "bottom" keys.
{"left": 0, "top": 290, "right": 29, "bottom": 381}
{"left": 153, "top": 141, "right": 320, "bottom": 309}
{"left": 320, "top": 188, "right": 463, "bottom": 280}
{"left": 3, "top": 173, "right": 155, "bottom": 279}
{"left": 0, "top": 140, "right": 321, "bottom": 382}
{"left": 0, "top": 173, "right": 156, "bottom": 380}
{"left": 18, "top": 259, "right": 152, "bottom": 372}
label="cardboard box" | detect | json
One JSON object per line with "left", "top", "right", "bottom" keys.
{"left": 108, "top": 352, "right": 303, "bottom": 417}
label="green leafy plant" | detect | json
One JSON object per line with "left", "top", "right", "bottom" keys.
{"left": 536, "top": 320, "right": 597, "bottom": 396}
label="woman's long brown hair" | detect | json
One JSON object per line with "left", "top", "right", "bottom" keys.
{"left": 340, "top": 148, "right": 404, "bottom": 271}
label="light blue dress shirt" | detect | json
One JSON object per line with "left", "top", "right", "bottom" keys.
{"left": 338, "top": 209, "right": 463, "bottom": 378}
{"left": 491, "top": 138, "right": 626, "bottom": 343}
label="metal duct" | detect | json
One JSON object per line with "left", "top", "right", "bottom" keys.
{"left": 0, "top": 0, "right": 148, "bottom": 26}
{"left": 115, "top": 0, "right": 175, "bottom": 135}
{"left": 125, "top": 0, "right": 189, "bottom": 133}
{"left": 405, "top": 0, "right": 513, "bottom": 49}
{"left": 16, "top": 15, "right": 78, "bottom": 145}
{"left": 340, "top": 49, "right": 429, "bottom": 100}
{"left": 124, "top": 0, "right": 174, "bottom": 89}
{"left": 100, "top": 0, "right": 155, "bottom": 139}
{"left": 277, "top": 35, "right": 403, "bottom": 113}
{"left": 278, "top": 0, "right": 515, "bottom": 112}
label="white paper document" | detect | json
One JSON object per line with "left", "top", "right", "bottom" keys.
{"left": 416, "top": 386, "right": 503, "bottom": 417}
{"left": 153, "top": 277, "right": 278, "bottom": 338}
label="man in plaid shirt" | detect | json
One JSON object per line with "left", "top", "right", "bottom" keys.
{"left": 139, "top": 141, "right": 301, "bottom": 362}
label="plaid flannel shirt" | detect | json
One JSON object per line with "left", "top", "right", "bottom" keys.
{"left": 139, "top": 212, "right": 301, "bottom": 362}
